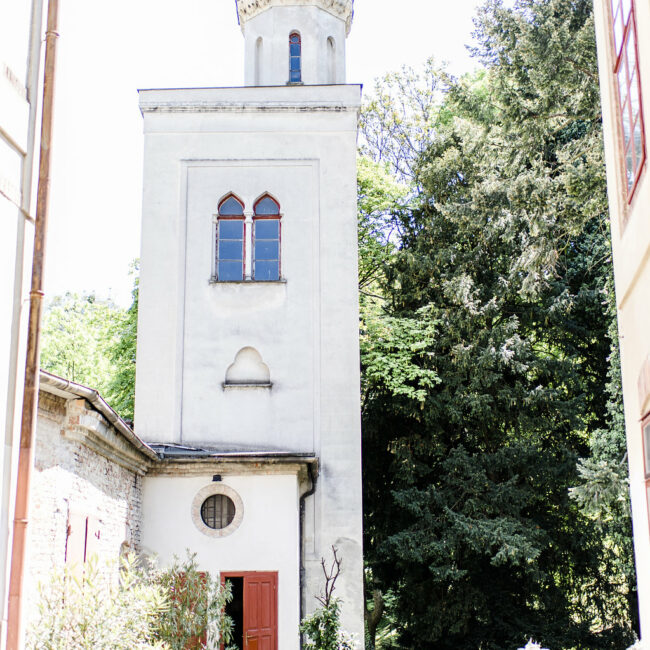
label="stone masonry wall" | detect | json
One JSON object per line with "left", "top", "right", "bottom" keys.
{"left": 27, "top": 391, "right": 144, "bottom": 619}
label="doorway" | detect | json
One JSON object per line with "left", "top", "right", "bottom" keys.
{"left": 222, "top": 572, "right": 278, "bottom": 650}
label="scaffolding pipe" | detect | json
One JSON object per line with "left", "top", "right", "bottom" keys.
{"left": 6, "top": 0, "right": 60, "bottom": 645}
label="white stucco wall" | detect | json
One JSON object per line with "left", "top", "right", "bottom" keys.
{"left": 141, "top": 473, "right": 301, "bottom": 649}
{"left": 135, "top": 83, "right": 364, "bottom": 643}
{"left": 0, "top": 0, "right": 43, "bottom": 645}
{"left": 242, "top": 6, "right": 347, "bottom": 86}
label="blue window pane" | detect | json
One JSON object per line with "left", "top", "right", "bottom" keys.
{"left": 290, "top": 43, "right": 301, "bottom": 57}
{"left": 255, "top": 220, "right": 279, "bottom": 238}
{"left": 219, "top": 220, "right": 244, "bottom": 238}
{"left": 255, "top": 198, "right": 280, "bottom": 216}
{"left": 255, "top": 261, "right": 279, "bottom": 281}
{"left": 219, "top": 240, "right": 243, "bottom": 260}
{"left": 255, "top": 240, "right": 279, "bottom": 261}
{"left": 290, "top": 34, "right": 300, "bottom": 44}
{"left": 219, "top": 261, "right": 243, "bottom": 281}
{"left": 290, "top": 69, "right": 301, "bottom": 83}
{"left": 290, "top": 57, "right": 301, "bottom": 71}
{"left": 219, "top": 197, "right": 244, "bottom": 216}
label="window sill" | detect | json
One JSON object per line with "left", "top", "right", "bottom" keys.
{"left": 222, "top": 382, "right": 273, "bottom": 390}
{"left": 209, "top": 278, "right": 287, "bottom": 285}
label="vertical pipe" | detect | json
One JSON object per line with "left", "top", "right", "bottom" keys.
{"left": 6, "top": 0, "right": 59, "bottom": 645}
{"left": 0, "top": 0, "right": 46, "bottom": 639}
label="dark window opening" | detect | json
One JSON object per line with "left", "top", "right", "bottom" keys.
{"left": 225, "top": 577, "right": 244, "bottom": 650}
{"left": 289, "top": 32, "right": 301, "bottom": 83}
{"left": 200, "top": 495, "right": 235, "bottom": 530}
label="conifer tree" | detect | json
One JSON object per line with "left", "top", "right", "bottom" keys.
{"left": 360, "top": 0, "right": 637, "bottom": 647}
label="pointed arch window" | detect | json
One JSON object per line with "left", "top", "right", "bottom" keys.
{"left": 289, "top": 32, "right": 302, "bottom": 84}
{"left": 216, "top": 195, "right": 245, "bottom": 281}
{"left": 253, "top": 195, "right": 281, "bottom": 281}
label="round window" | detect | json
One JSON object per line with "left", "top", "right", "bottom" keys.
{"left": 201, "top": 494, "right": 236, "bottom": 530}
{"left": 192, "top": 484, "right": 244, "bottom": 538}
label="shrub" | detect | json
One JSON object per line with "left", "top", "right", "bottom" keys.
{"left": 26, "top": 554, "right": 167, "bottom": 650}
{"left": 155, "top": 552, "right": 236, "bottom": 650}
{"left": 300, "top": 547, "right": 358, "bottom": 650}
{"left": 27, "top": 551, "right": 237, "bottom": 650}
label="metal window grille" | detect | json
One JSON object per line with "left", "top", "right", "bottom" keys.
{"left": 201, "top": 495, "right": 236, "bottom": 530}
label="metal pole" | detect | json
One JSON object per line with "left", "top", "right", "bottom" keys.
{"left": 6, "top": 0, "right": 59, "bottom": 645}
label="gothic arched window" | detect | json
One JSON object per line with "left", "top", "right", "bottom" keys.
{"left": 289, "top": 32, "right": 302, "bottom": 83}
{"left": 216, "top": 194, "right": 245, "bottom": 281}
{"left": 253, "top": 195, "right": 281, "bottom": 281}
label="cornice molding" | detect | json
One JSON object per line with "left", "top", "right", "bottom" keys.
{"left": 139, "top": 99, "right": 360, "bottom": 114}
{"left": 236, "top": 0, "right": 354, "bottom": 34}
{"left": 63, "top": 399, "right": 151, "bottom": 475}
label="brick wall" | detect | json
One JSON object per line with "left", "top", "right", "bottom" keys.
{"left": 27, "top": 390, "right": 145, "bottom": 614}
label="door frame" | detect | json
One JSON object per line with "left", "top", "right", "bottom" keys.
{"left": 221, "top": 571, "right": 278, "bottom": 650}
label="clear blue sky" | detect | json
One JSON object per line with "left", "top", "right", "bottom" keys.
{"left": 45, "top": 0, "right": 484, "bottom": 306}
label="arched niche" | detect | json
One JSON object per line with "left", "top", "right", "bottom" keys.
{"left": 327, "top": 36, "right": 336, "bottom": 83}
{"left": 224, "top": 347, "right": 272, "bottom": 388}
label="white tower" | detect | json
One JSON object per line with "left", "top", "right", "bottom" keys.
{"left": 134, "top": 1, "right": 363, "bottom": 648}
{"left": 237, "top": 0, "right": 352, "bottom": 86}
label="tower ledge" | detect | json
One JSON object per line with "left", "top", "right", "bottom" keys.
{"left": 236, "top": 0, "right": 354, "bottom": 34}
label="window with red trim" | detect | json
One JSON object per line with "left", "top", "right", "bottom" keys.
{"left": 253, "top": 195, "right": 281, "bottom": 281}
{"left": 289, "top": 32, "right": 302, "bottom": 83}
{"left": 611, "top": 0, "right": 646, "bottom": 199}
{"left": 216, "top": 195, "right": 245, "bottom": 282}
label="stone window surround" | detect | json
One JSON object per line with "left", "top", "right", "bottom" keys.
{"left": 191, "top": 483, "right": 245, "bottom": 538}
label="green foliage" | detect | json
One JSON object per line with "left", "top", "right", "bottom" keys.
{"left": 301, "top": 549, "right": 357, "bottom": 650}
{"left": 27, "top": 552, "right": 237, "bottom": 650}
{"left": 40, "top": 292, "right": 124, "bottom": 392}
{"left": 40, "top": 261, "right": 139, "bottom": 421}
{"left": 104, "top": 261, "right": 139, "bottom": 421}
{"left": 155, "top": 552, "right": 236, "bottom": 650}
{"left": 26, "top": 554, "right": 168, "bottom": 650}
{"left": 359, "top": 0, "right": 636, "bottom": 648}
{"left": 301, "top": 599, "right": 356, "bottom": 650}
{"left": 357, "top": 157, "right": 406, "bottom": 294}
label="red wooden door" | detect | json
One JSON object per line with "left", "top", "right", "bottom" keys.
{"left": 243, "top": 573, "right": 277, "bottom": 650}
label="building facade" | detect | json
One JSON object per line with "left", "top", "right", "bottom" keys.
{"left": 0, "top": 1, "right": 45, "bottom": 645}
{"left": 592, "top": 0, "right": 649, "bottom": 642}
{"left": 27, "top": 371, "right": 155, "bottom": 625}
{"left": 134, "top": 1, "right": 364, "bottom": 647}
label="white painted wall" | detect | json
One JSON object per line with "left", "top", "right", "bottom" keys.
{"left": 0, "top": 0, "right": 43, "bottom": 646}
{"left": 141, "top": 473, "right": 301, "bottom": 649}
{"left": 243, "top": 6, "right": 347, "bottom": 86}
{"left": 136, "top": 83, "right": 364, "bottom": 643}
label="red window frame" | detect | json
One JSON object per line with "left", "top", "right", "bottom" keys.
{"left": 252, "top": 194, "right": 282, "bottom": 281}
{"left": 610, "top": 0, "right": 646, "bottom": 201}
{"left": 216, "top": 194, "right": 246, "bottom": 282}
